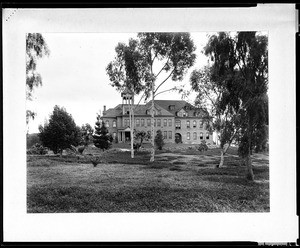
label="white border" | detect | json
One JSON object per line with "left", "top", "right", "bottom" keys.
{"left": 3, "top": 5, "right": 298, "bottom": 242}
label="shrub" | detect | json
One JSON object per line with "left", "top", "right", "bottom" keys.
{"left": 38, "top": 105, "right": 81, "bottom": 154}
{"left": 198, "top": 140, "right": 208, "bottom": 152}
{"left": 154, "top": 130, "right": 165, "bottom": 150}
{"left": 27, "top": 143, "right": 48, "bottom": 155}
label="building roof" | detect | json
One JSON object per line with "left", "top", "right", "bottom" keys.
{"left": 102, "top": 100, "right": 206, "bottom": 118}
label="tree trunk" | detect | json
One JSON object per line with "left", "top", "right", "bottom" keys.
{"left": 245, "top": 154, "right": 254, "bottom": 181}
{"left": 150, "top": 82, "right": 155, "bottom": 162}
{"left": 130, "top": 102, "right": 134, "bottom": 158}
{"left": 246, "top": 122, "right": 254, "bottom": 181}
{"left": 217, "top": 149, "right": 224, "bottom": 168}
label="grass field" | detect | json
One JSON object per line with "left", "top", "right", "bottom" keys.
{"left": 27, "top": 145, "right": 269, "bottom": 213}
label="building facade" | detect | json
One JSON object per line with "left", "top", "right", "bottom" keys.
{"left": 101, "top": 92, "right": 213, "bottom": 145}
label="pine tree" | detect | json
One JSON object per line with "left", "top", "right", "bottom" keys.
{"left": 93, "top": 115, "right": 112, "bottom": 151}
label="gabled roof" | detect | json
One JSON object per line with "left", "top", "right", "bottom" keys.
{"left": 153, "top": 100, "right": 193, "bottom": 115}
{"left": 103, "top": 104, "right": 122, "bottom": 117}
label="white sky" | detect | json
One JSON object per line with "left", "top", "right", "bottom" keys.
{"left": 26, "top": 32, "right": 211, "bottom": 133}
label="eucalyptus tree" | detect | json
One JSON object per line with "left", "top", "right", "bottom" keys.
{"left": 190, "top": 65, "right": 240, "bottom": 168}
{"left": 106, "top": 38, "right": 145, "bottom": 158}
{"left": 202, "top": 31, "right": 268, "bottom": 180}
{"left": 107, "top": 33, "right": 196, "bottom": 162}
{"left": 26, "top": 33, "right": 50, "bottom": 125}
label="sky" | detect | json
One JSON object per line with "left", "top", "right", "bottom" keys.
{"left": 26, "top": 32, "right": 212, "bottom": 134}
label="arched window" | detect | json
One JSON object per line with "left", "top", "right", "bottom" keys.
{"left": 175, "top": 120, "right": 181, "bottom": 129}
{"left": 187, "top": 132, "right": 190, "bottom": 140}
{"left": 105, "top": 120, "right": 109, "bottom": 127}
{"left": 200, "top": 120, "right": 203, "bottom": 128}
{"left": 193, "top": 132, "right": 197, "bottom": 140}
{"left": 186, "top": 120, "right": 190, "bottom": 128}
{"left": 193, "top": 120, "right": 196, "bottom": 128}
{"left": 200, "top": 132, "right": 203, "bottom": 140}
{"left": 206, "top": 132, "right": 210, "bottom": 139}
{"left": 112, "top": 120, "right": 116, "bottom": 127}
{"left": 157, "top": 119, "right": 161, "bottom": 126}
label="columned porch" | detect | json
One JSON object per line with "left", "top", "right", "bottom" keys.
{"left": 118, "top": 127, "right": 131, "bottom": 143}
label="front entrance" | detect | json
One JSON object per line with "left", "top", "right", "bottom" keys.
{"left": 125, "top": 131, "right": 131, "bottom": 142}
{"left": 175, "top": 133, "right": 182, "bottom": 144}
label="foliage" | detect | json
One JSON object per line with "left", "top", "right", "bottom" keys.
{"left": 27, "top": 143, "right": 48, "bottom": 155}
{"left": 93, "top": 115, "right": 113, "bottom": 151}
{"left": 80, "top": 123, "right": 94, "bottom": 145}
{"left": 27, "top": 133, "right": 40, "bottom": 148}
{"left": 201, "top": 32, "right": 268, "bottom": 179}
{"left": 38, "top": 105, "right": 81, "bottom": 154}
{"left": 154, "top": 130, "right": 165, "bottom": 150}
{"left": 26, "top": 33, "right": 50, "bottom": 124}
{"left": 198, "top": 140, "right": 208, "bottom": 152}
{"left": 133, "top": 130, "right": 151, "bottom": 151}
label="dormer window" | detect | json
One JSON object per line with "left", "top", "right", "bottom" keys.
{"left": 169, "top": 105, "right": 175, "bottom": 110}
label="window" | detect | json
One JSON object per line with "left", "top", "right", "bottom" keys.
{"left": 147, "top": 119, "right": 151, "bottom": 126}
{"left": 200, "top": 132, "right": 203, "bottom": 139}
{"left": 168, "top": 119, "right": 172, "bottom": 127}
{"left": 154, "top": 119, "right": 156, "bottom": 127}
{"left": 193, "top": 120, "right": 196, "bottom": 128}
{"left": 163, "top": 131, "right": 167, "bottom": 139}
{"left": 206, "top": 132, "right": 210, "bottom": 140}
{"left": 169, "top": 105, "right": 175, "bottom": 110}
{"left": 136, "top": 119, "right": 140, "bottom": 127}
{"left": 113, "top": 132, "right": 116, "bottom": 139}
{"left": 193, "top": 132, "right": 197, "bottom": 140}
{"left": 187, "top": 120, "right": 190, "bottom": 128}
{"left": 168, "top": 131, "right": 172, "bottom": 139}
{"left": 146, "top": 110, "right": 150, "bottom": 115}
{"left": 164, "top": 119, "right": 167, "bottom": 127}
{"left": 113, "top": 120, "right": 116, "bottom": 127}
{"left": 175, "top": 120, "right": 181, "bottom": 129}
{"left": 124, "top": 119, "right": 129, "bottom": 127}
{"left": 141, "top": 119, "right": 145, "bottom": 126}
{"left": 187, "top": 132, "right": 190, "bottom": 140}
{"left": 200, "top": 120, "right": 203, "bottom": 128}
{"left": 157, "top": 119, "right": 161, "bottom": 126}
{"left": 105, "top": 120, "right": 109, "bottom": 127}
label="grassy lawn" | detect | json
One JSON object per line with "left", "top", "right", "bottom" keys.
{"left": 27, "top": 147, "right": 269, "bottom": 213}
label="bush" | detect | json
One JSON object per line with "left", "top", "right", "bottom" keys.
{"left": 154, "top": 130, "right": 164, "bottom": 150}
{"left": 198, "top": 140, "right": 208, "bottom": 152}
{"left": 27, "top": 143, "right": 48, "bottom": 155}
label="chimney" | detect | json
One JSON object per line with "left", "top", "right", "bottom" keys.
{"left": 103, "top": 105, "right": 106, "bottom": 115}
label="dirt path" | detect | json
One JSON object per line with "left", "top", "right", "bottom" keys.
{"left": 156, "top": 153, "right": 216, "bottom": 165}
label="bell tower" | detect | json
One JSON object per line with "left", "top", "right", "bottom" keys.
{"left": 121, "top": 88, "right": 134, "bottom": 115}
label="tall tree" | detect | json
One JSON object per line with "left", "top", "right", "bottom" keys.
{"left": 39, "top": 105, "right": 81, "bottom": 155}
{"left": 203, "top": 32, "right": 268, "bottom": 180}
{"left": 107, "top": 33, "right": 196, "bottom": 162}
{"left": 26, "top": 33, "right": 50, "bottom": 125}
{"left": 106, "top": 39, "right": 145, "bottom": 158}
{"left": 93, "top": 114, "right": 113, "bottom": 151}
{"left": 190, "top": 65, "right": 240, "bottom": 167}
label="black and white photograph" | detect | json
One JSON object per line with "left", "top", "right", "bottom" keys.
{"left": 3, "top": 5, "right": 298, "bottom": 243}
{"left": 25, "top": 31, "right": 270, "bottom": 213}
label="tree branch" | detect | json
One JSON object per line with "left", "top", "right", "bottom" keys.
{"left": 154, "top": 68, "right": 175, "bottom": 94}
{"left": 154, "top": 57, "right": 170, "bottom": 79}
{"left": 154, "top": 87, "right": 177, "bottom": 98}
